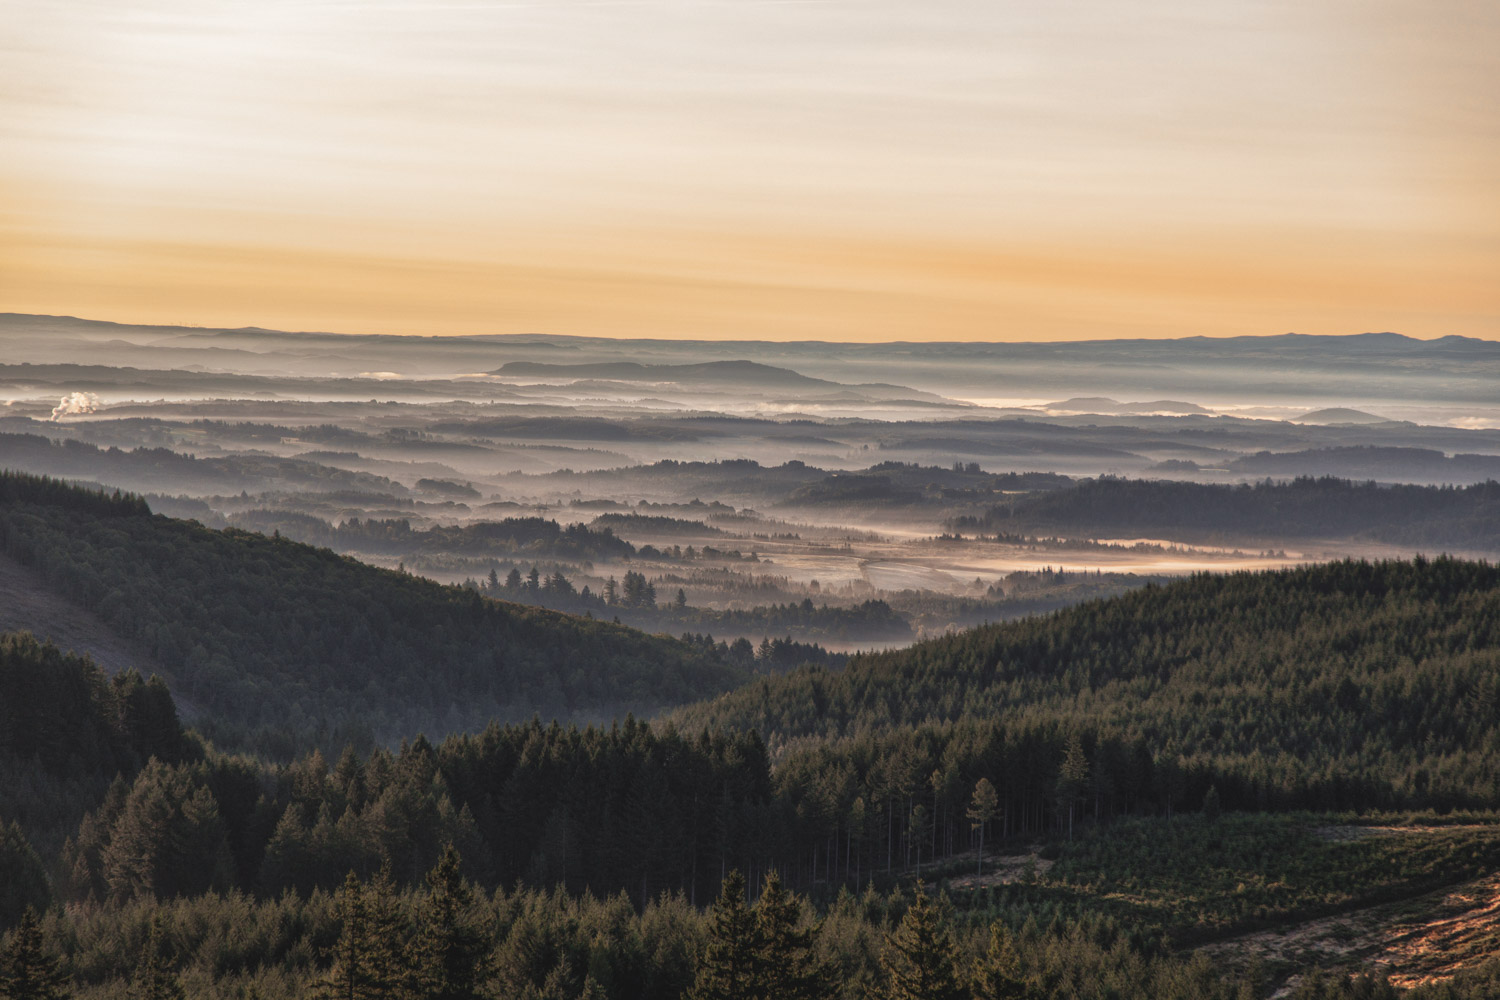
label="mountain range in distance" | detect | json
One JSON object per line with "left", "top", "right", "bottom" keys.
{"left": 4, "top": 315, "right": 1500, "bottom": 424}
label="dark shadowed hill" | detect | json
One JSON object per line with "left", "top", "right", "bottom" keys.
{"left": 672, "top": 557, "right": 1500, "bottom": 808}
{"left": 954, "top": 476, "right": 1500, "bottom": 550}
{"left": 0, "top": 631, "right": 194, "bottom": 854}
{"left": 0, "top": 471, "right": 746, "bottom": 758}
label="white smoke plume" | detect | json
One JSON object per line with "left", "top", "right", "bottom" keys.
{"left": 51, "top": 391, "right": 102, "bottom": 420}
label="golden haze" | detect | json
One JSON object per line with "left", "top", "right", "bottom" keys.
{"left": 2, "top": 0, "right": 1497, "bottom": 341}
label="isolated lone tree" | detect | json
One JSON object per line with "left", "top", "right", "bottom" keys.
{"left": 909, "top": 805, "right": 932, "bottom": 875}
{"left": 1056, "top": 736, "right": 1089, "bottom": 841}
{"left": 967, "top": 778, "right": 1000, "bottom": 876}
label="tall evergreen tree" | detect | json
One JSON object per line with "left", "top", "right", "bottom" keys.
{"left": 967, "top": 779, "right": 999, "bottom": 877}
{"left": 366, "top": 861, "right": 410, "bottom": 997}
{"left": 1056, "top": 737, "right": 1089, "bottom": 841}
{"left": 908, "top": 806, "right": 930, "bottom": 875}
{"left": 689, "top": 870, "right": 757, "bottom": 1000}
{"left": 411, "top": 846, "right": 489, "bottom": 1000}
{"left": 0, "top": 824, "right": 49, "bottom": 932}
{"left": 753, "top": 871, "right": 827, "bottom": 1000}
{"left": 873, "top": 885, "right": 963, "bottom": 1000}
{"left": 0, "top": 908, "right": 70, "bottom": 1000}
{"left": 310, "top": 873, "right": 373, "bottom": 1000}
{"left": 1203, "top": 784, "right": 1222, "bottom": 821}
{"left": 969, "top": 923, "right": 1033, "bottom": 1000}
{"left": 130, "top": 920, "right": 185, "bottom": 1000}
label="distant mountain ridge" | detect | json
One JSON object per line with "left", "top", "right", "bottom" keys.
{"left": 495, "top": 359, "right": 836, "bottom": 387}
{"left": 1045, "top": 396, "right": 1210, "bottom": 415}
{"left": 5, "top": 313, "right": 1500, "bottom": 415}
{"left": 492, "top": 358, "right": 947, "bottom": 402}
{"left": 8, "top": 313, "right": 1497, "bottom": 351}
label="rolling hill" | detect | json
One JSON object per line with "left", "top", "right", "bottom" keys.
{"left": 0, "top": 471, "right": 746, "bottom": 757}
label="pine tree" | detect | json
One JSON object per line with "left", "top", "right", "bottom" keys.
{"left": 689, "top": 871, "right": 758, "bottom": 1000}
{"left": 130, "top": 920, "right": 185, "bottom": 1000}
{"left": 753, "top": 871, "right": 827, "bottom": 1000}
{"left": 908, "top": 806, "right": 930, "bottom": 875}
{"left": 365, "top": 861, "right": 410, "bottom": 997}
{"left": 505, "top": 568, "right": 522, "bottom": 592}
{"left": 0, "top": 908, "right": 70, "bottom": 1000}
{"left": 1056, "top": 736, "right": 1089, "bottom": 841}
{"left": 1203, "top": 784, "right": 1222, "bottom": 821}
{"left": 874, "top": 885, "right": 963, "bottom": 1000}
{"left": 310, "top": 873, "right": 373, "bottom": 1000}
{"left": 0, "top": 823, "right": 50, "bottom": 931}
{"left": 410, "top": 846, "right": 489, "bottom": 1000}
{"left": 967, "top": 779, "right": 999, "bottom": 877}
{"left": 969, "top": 923, "right": 1032, "bottom": 1000}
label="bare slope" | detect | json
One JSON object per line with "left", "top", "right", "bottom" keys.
{"left": 0, "top": 549, "right": 163, "bottom": 679}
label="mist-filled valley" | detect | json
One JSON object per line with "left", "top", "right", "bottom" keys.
{"left": 6, "top": 314, "right": 1500, "bottom": 999}
{"left": 4, "top": 314, "right": 1500, "bottom": 659}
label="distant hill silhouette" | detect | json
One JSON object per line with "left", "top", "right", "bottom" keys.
{"left": 1293, "top": 407, "right": 1392, "bottom": 424}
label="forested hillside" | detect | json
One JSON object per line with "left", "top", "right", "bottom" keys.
{"left": 0, "top": 472, "right": 745, "bottom": 757}
{"left": 955, "top": 476, "right": 1500, "bottom": 549}
{"left": 674, "top": 558, "right": 1500, "bottom": 817}
{"left": 8, "top": 476, "right": 1500, "bottom": 997}
{"left": 0, "top": 632, "right": 194, "bottom": 876}
{"left": 0, "top": 430, "right": 404, "bottom": 496}
{"left": 229, "top": 509, "right": 637, "bottom": 562}
{"left": 13, "top": 555, "right": 1500, "bottom": 912}
{"left": 10, "top": 628, "right": 1500, "bottom": 999}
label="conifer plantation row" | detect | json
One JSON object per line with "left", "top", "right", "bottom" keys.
{"left": 6, "top": 475, "right": 1500, "bottom": 997}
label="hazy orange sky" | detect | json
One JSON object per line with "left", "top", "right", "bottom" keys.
{"left": 3, "top": 1, "right": 1497, "bottom": 341}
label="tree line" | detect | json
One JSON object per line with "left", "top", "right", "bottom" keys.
{"left": 475, "top": 566, "right": 908, "bottom": 644}
{"left": 954, "top": 476, "right": 1500, "bottom": 550}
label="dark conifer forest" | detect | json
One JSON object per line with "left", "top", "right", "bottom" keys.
{"left": 955, "top": 476, "right": 1500, "bottom": 550}
{"left": 5, "top": 473, "right": 1500, "bottom": 998}
{"left": 0, "top": 471, "right": 744, "bottom": 757}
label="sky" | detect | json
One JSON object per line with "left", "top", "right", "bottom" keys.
{"left": 2, "top": 0, "right": 1497, "bottom": 341}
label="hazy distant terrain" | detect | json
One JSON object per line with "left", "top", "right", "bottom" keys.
{"left": 4, "top": 314, "right": 1500, "bottom": 654}
{"left": 5, "top": 314, "right": 1500, "bottom": 423}
{"left": 8, "top": 316, "right": 1500, "bottom": 999}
